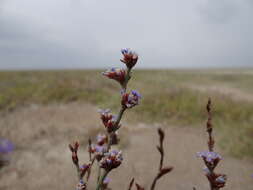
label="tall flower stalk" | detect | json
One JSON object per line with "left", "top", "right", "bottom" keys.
{"left": 129, "top": 128, "right": 173, "bottom": 190}
{"left": 197, "top": 98, "right": 227, "bottom": 190}
{"left": 95, "top": 48, "right": 140, "bottom": 190}
{"left": 69, "top": 48, "right": 141, "bottom": 190}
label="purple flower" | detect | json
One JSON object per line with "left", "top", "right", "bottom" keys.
{"left": 131, "top": 90, "right": 142, "bottom": 98}
{"left": 98, "top": 108, "right": 111, "bottom": 115}
{"left": 197, "top": 151, "right": 221, "bottom": 162}
{"left": 100, "top": 149, "right": 123, "bottom": 171}
{"left": 80, "top": 164, "right": 90, "bottom": 178}
{"left": 216, "top": 176, "right": 226, "bottom": 183}
{"left": 0, "top": 139, "right": 14, "bottom": 154}
{"left": 80, "top": 164, "right": 89, "bottom": 171}
{"left": 96, "top": 134, "right": 107, "bottom": 146}
{"left": 120, "top": 48, "right": 138, "bottom": 69}
{"left": 98, "top": 109, "right": 118, "bottom": 132}
{"left": 95, "top": 145, "right": 106, "bottom": 153}
{"left": 121, "top": 48, "right": 129, "bottom": 55}
{"left": 89, "top": 144, "right": 107, "bottom": 161}
{"left": 102, "top": 68, "right": 126, "bottom": 85}
{"left": 76, "top": 180, "right": 86, "bottom": 190}
{"left": 102, "top": 177, "right": 111, "bottom": 189}
{"left": 103, "top": 177, "right": 111, "bottom": 185}
{"left": 121, "top": 90, "right": 141, "bottom": 108}
{"left": 197, "top": 151, "right": 222, "bottom": 170}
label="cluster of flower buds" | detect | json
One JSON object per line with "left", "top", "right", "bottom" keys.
{"left": 197, "top": 151, "right": 221, "bottom": 170}
{"left": 98, "top": 109, "right": 119, "bottom": 133}
{"left": 69, "top": 141, "right": 79, "bottom": 165}
{"left": 100, "top": 150, "right": 123, "bottom": 172}
{"left": 102, "top": 68, "right": 126, "bottom": 86}
{"left": 121, "top": 90, "right": 141, "bottom": 109}
{"left": 76, "top": 179, "right": 87, "bottom": 190}
{"left": 197, "top": 150, "right": 227, "bottom": 189}
{"left": 203, "top": 168, "right": 227, "bottom": 189}
{"left": 120, "top": 48, "right": 138, "bottom": 69}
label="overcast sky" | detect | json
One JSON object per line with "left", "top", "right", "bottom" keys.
{"left": 0, "top": 0, "right": 252, "bottom": 69}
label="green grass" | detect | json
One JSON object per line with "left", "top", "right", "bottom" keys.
{"left": 0, "top": 70, "right": 115, "bottom": 110}
{"left": 0, "top": 69, "right": 253, "bottom": 159}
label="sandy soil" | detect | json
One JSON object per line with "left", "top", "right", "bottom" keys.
{"left": 0, "top": 103, "right": 252, "bottom": 190}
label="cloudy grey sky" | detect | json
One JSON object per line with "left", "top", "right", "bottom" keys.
{"left": 0, "top": 0, "right": 252, "bottom": 69}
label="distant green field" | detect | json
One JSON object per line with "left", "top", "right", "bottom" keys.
{"left": 0, "top": 69, "right": 253, "bottom": 159}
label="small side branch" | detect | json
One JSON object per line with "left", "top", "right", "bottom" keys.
{"left": 150, "top": 128, "right": 173, "bottom": 190}
{"left": 157, "top": 128, "right": 164, "bottom": 171}
{"left": 128, "top": 178, "right": 135, "bottom": 190}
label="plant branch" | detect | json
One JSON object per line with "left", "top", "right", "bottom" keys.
{"left": 150, "top": 128, "right": 173, "bottom": 190}
{"left": 122, "top": 68, "right": 131, "bottom": 92}
{"left": 86, "top": 157, "right": 96, "bottom": 182}
{"left": 128, "top": 178, "right": 135, "bottom": 190}
{"left": 96, "top": 169, "right": 109, "bottom": 190}
{"left": 97, "top": 162, "right": 101, "bottom": 183}
{"left": 157, "top": 128, "right": 164, "bottom": 171}
{"left": 98, "top": 64, "right": 132, "bottom": 189}
{"left": 206, "top": 98, "right": 214, "bottom": 152}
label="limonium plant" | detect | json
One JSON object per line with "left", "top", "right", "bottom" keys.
{"left": 69, "top": 49, "right": 173, "bottom": 190}
{"left": 197, "top": 98, "right": 227, "bottom": 190}
{"left": 68, "top": 50, "right": 228, "bottom": 190}
{"left": 69, "top": 48, "right": 142, "bottom": 190}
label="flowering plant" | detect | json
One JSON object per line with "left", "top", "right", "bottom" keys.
{"left": 69, "top": 49, "right": 173, "bottom": 190}
{"left": 68, "top": 50, "right": 227, "bottom": 190}
{"left": 69, "top": 48, "right": 144, "bottom": 190}
{"left": 197, "top": 99, "right": 227, "bottom": 190}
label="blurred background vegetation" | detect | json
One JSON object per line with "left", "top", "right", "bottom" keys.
{"left": 0, "top": 69, "right": 252, "bottom": 159}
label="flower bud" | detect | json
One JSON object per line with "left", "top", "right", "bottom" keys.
{"left": 98, "top": 109, "right": 119, "bottom": 132}
{"left": 121, "top": 90, "right": 141, "bottom": 109}
{"left": 76, "top": 180, "right": 86, "bottom": 190}
{"left": 197, "top": 151, "right": 221, "bottom": 170}
{"left": 120, "top": 48, "right": 138, "bottom": 69}
{"left": 100, "top": 150, "right": 123, "bottom": 171}
{"left": 102, "top": 68, "right": 126, "bottom": 86}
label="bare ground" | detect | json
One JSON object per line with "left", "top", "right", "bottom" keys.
{"left": 0, "top": 103, "right": 252, "bottom": 190}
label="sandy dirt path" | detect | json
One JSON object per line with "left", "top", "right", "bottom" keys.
{"left": 0, "top": 103, "right": 252, "bottom": 190}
